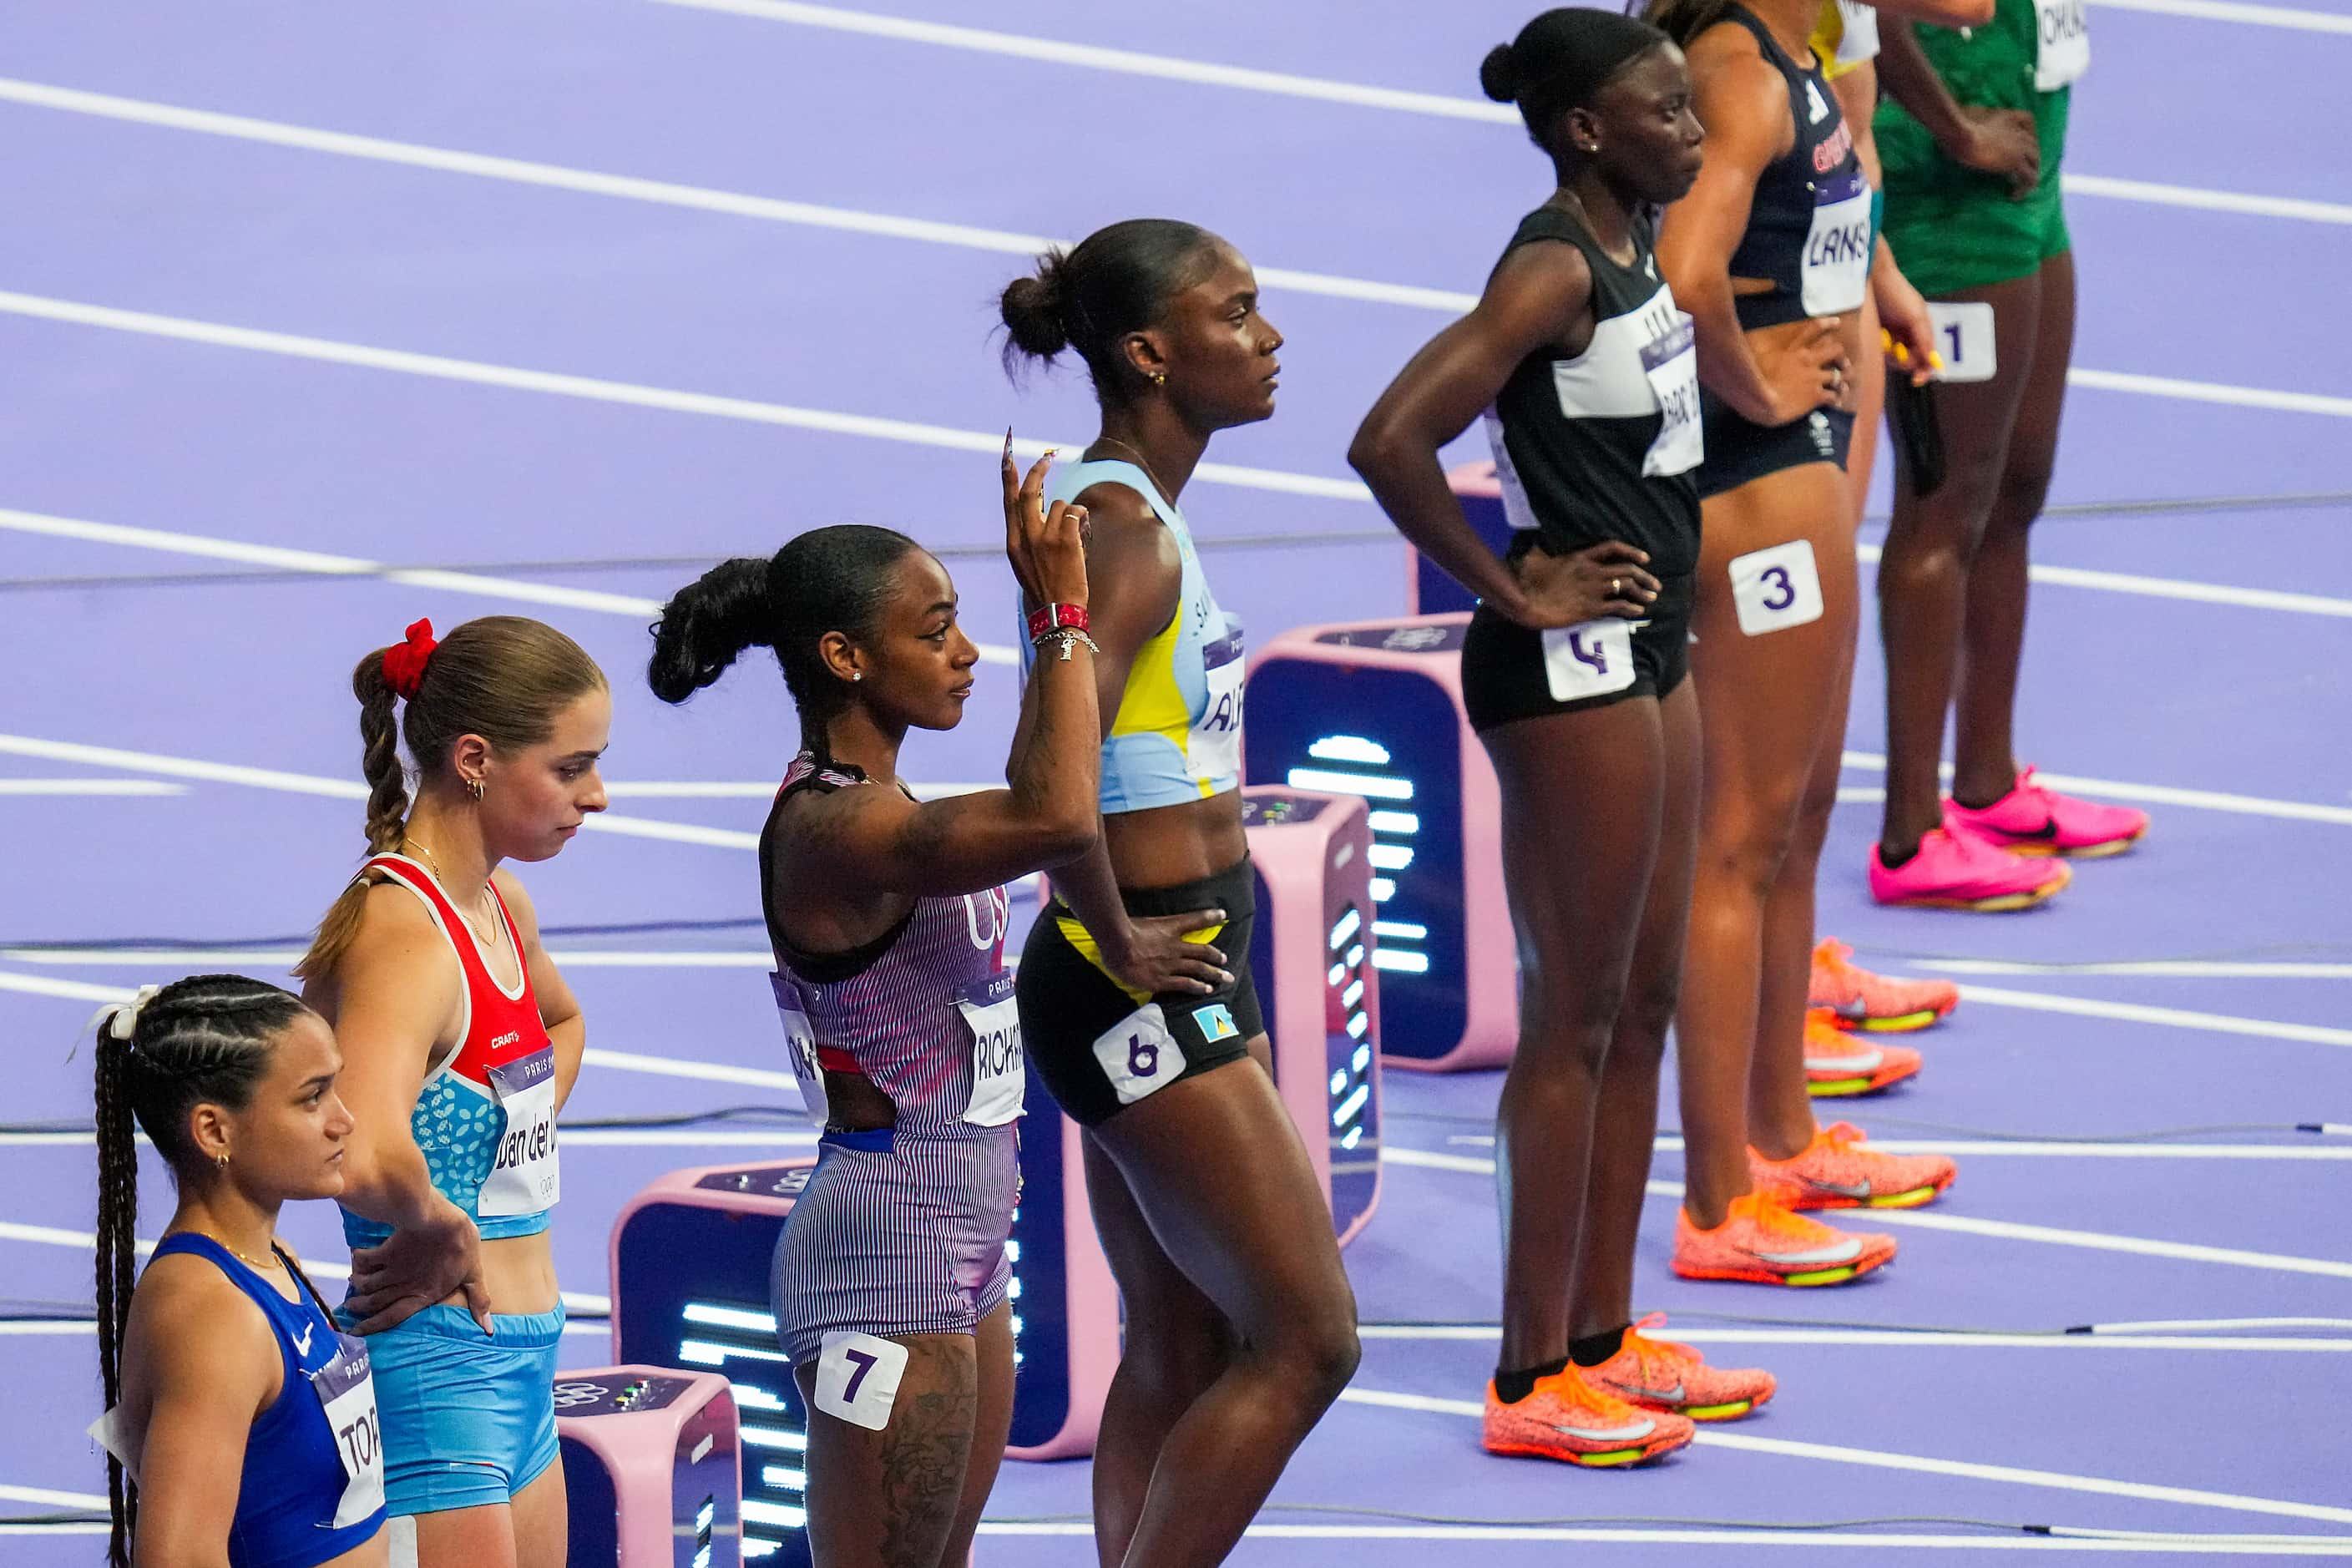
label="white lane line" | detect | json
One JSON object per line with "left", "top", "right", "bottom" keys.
{"left": 648, "top": 0, "right": 1520, "bottom": 119}
{"left": 1839, "top": 751, "right": 2352, "bottom": 827}
{"left": 8, "top": 288, "right": 2352, "bottom": 524}
{"left": 607, "top": 780, "right": 998, "bottom": 797}
{"left": 1338, "top": 1385, "right": 2352, "bottom": 1527}
{"left": 0, "top": 947, "right": 780, "bottom": 969}
{"left": 0, "top": 778, "right": 186, "bottom": 796}
{"left": 2069, "top": 367, "right": 2352, "bottom": 420}
{"left": 653, "top": 0, "right": 2352, "bottom": 109}
{"left": 1441, "top": 1133, "right": 2352, "bottom": 1161}
{"left": 0, "top": 504, "right": 1031, "bottom": 665}
{"left": 0, "top": 1127, "right": 812, "bottom": 1149}
{"left": 0, "top": 731, "right": 762, "bottom": 848}
{"left": 1358, "top": 1324, "right": 2352, "bottom": 1352}
{"left": 0, "top": 79, "right": 1471, "bottom": 315}
{"left": 0, "top": 967, "right": 804, "bottom": 1094}
{"left": 0, "top": 293, "right": 1373, "bottom": 502}
{"left": 1852, "top": 544, "right": 2352, "bottom": 620}
{"left": 0, "top": 1219, "right": 614, "bottom": 1313}
{"left": 2063, "top": 172, "right": 2352, "bottom": 225}
{"left": 1922, "top": 960, "right": 2352, "bottom": 979}
{"left": 1954, "top": 984, "right": 2352, "bottom": 1051}
{"left": 975, "top": 1520, "right": 2352, "bottom": 1553}
{"left": 1378, "top": 1149, "right": 2352, "bottom": 1278}
{"left": 2089, "top": 0, "right": 2352, "bottom": 33}
{"left": 0, "top": 1483, "right": 109, "bottom": 1510}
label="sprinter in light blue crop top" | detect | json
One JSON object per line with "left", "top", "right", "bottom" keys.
{"left": 1022, "top": 458, "right": 1244, "bottom": 812}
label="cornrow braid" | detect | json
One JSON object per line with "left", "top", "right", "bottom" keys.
{"left": 91, "top": 975, "right": 311, "bottom": 1568}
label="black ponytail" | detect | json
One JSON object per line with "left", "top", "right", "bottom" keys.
{"left": 998, "top": 219, "right": 1225, "bottom": 399}
{"left": 93, "top": 975, "right": 311, "bottom": 1568}
{"left": 648, "top": 527, "right": 923, "bottom": 754}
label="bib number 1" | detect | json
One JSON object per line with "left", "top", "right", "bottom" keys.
{"left": 1927, "top": 301, "right": 1996, "bottom": 384}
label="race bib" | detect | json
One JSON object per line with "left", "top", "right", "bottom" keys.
{"left": 1540, "top": 620, "right": 1638, "bottom": 703}
{"left": 1189, "top": 623, "right": 1246, "bottom": 787}
{"left": 1801, "top": 169, "right": 1874, "bottom": 317}
{"left": 1092, "top": 1003, "right": 1187, "bottom": 1106}
{"left": 1834, "top": 0, "right": 1879, "bottom": 67}
{"left": 1928, "top": 301, "right": 1997, "bottom": 384}
{"left": 477, "top": 1046, "right": 559, "bottom": 1217}
{"left": 310, "top": 1333, "right": 386, "bottom": 1529}
{"left": 1639, "top": 310, "right": 1703, "bottom": 478}
{"left": 1728, "top": 540, "right": 1826, "bottom": 636}
{"left": 86, "top": 1406, "right": 136, "bottom": 1479}
{"left": 770, "top": 976, "right": 829, "bottom": 1131}
{"left": 2034, "top": 0, "right": 2089, "bottom": 90}
{"left": 954, "top": 971, "right": 1024, "bottom": 1128}
{"left": 813, "top": 1331, "right": 907, "bottom": 1432}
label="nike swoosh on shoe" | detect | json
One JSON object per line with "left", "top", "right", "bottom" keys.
{"left": 1831, "top": 998, "right": 1869, "bottom": 1023}
{"left": 1748, "top": 1236, "right": 1864, "bottom": 1266}
{"left": 1616, "top": 1382, "right": 1687, "bottom": 1404}
{"left": 1801, "top": 1178, "right": 1873, "bottom": 1200}
{"left": 1553, "top": 1416, "right": 1657, "bottom": 1443}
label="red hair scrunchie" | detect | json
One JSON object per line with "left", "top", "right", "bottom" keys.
{"left": 382, "top": 618, "right": 438, "bottom": 700}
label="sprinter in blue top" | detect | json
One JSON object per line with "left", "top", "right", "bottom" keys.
{"left": 997, "top": 220, "right": 1358, "bottom": 1568}
{"left": 92, "top": 975, "right": 387, "bottom": 1568}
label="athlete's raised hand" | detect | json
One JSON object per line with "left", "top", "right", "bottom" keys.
{"left": 1507, "top": 540, "right": 1662, "bottom": 629}
{"left": 1003, "top": 434, "right": 1090, "bottom": 613}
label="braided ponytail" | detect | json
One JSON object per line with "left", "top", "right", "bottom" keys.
{"left": 90, "top": 976, "right": 311, "bottom": 1568}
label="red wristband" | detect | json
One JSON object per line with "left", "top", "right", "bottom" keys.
{"left": 1027, "top": 602, "right": 1090, "bottom": 640}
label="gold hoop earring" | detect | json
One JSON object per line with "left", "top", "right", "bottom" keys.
{"left": 215, "top": 1151, "right": 230, "bottom": 1169}
{"left": 466, "top": 776, "right": 485, "bottom": 802}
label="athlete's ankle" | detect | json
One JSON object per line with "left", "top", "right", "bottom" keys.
{"left": 1493, "top": 1354, "right": 1571, "bottom": 1404}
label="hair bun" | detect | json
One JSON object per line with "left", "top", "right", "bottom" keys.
{"left": 999, "top": 258, "right": 1072, "bottom": 362}
{"left": 1479, "top": 42, "right": 1522, "bottom": 102}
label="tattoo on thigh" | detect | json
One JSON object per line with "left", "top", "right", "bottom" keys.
{"left": 876, "top": 1383, "right": 977, "bottom": 1568}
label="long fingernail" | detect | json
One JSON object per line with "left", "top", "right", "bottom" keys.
{"left": 1042, "top": 448, "right": 1058, "bottom": 461}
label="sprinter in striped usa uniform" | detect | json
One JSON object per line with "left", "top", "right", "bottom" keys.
{"left": 648, "top": 443, "right": 1096, "bottom": 1568}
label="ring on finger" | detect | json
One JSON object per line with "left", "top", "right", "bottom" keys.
{"left": 1611, "top": 577, "right": 1621, "bottom": 595}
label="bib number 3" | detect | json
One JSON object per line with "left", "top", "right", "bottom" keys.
{"left": 1728, "top": 540, "right": 1826, "bottom": 636}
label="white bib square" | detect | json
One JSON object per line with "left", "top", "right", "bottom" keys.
{"left": 1728, "top": 539, "right": 1826, "bottom": 636}
{"left": 814, "top": 1331, "right": 908, "bottom": 1431}
{"left": 1092, "top": 1004, "right": 1188, "bottom": 1106}
{"left": 1928, "top": 301, "right": 1997, "bottom": 383}
{"left": 1540, "top": 619, "right": 1639, "bottom": 702}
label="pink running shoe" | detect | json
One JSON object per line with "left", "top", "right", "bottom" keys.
{"left": 1751, "top": 1120, "right": 1957, "bottom": 1210}
{"left": 1481, "top": 1365, "right": 1695, "bottom": 1467}
{"left": 1803, "top": 1009, "right": 1921, "bottom": 1097}
{"left": 1946, "top": 766, "right": 2150, "bottom": 859}
{"left": 1809, "top": 938, "right": 1959, "bottom": 1032}
{"left": 1870, "top": 819, "right": 2070, "bottom": 911}
{"left": 1587, "top": 1313, "right": 1777, "bottom": 1421}
{"left": 1672, "top": 1192, "right": 1897, "bottom": 1287}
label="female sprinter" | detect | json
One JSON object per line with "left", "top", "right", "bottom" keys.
{"left": 1865, "top": 0, "right": 2146, "bottom": 906}
{"left": 645, "top": 446, "right": 1095, "bottom": 1567}
{"left": 1644, "top": 0, "right": 1956, "bottom": 1282}
{"left": 1801, "top": 0, "right": 2000, "bottom": 1030}
{"left": 91, "top": 975, "right": 387, "bottom": 1568}
{"left": 1351, "top": 8, "right": 1773, "bottom": 1466}
{"left": 999, "top": 222, "right": 1360, "bottom": 1564}
{"left": 296, "top": 615, "right": 609, "bottom": 1568}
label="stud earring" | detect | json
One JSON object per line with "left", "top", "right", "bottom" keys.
{"left": 1150, "top": 371, "right": 1166, "bottom": 387}
{"left": 852, "top": 671, "right": 862, "bottom": 682}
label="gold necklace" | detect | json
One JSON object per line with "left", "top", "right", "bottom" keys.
{"left": 180, "top": 1229, "right": 282, "bottom": 1272}
{"left": 400, "top": 837, "right": 504, "bottom": 953}
{"left": 1093, "top": 437, "right": 1176, "bottom": 508}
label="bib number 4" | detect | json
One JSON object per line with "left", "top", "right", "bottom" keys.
{"left": 1540, "top": 618, "right": 1637, "bottom": 703}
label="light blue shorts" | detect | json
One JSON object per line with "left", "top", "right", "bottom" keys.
{"left": 346, "top": 1303, "right": 565, "bottom": 1515}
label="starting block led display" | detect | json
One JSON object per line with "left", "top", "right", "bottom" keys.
{"left": 1242, "top": 786, "right": 1383, "bottom": 1242}
{"left": 1243, "top": 615, "right": 1517, "bottom": 1070}
{"left": 556, "top": 1365, "right": 741, "bottom": 1568}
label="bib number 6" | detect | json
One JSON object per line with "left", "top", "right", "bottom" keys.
{"left": 1092, "top": 1003, "right": 1188, "bottom": 1106}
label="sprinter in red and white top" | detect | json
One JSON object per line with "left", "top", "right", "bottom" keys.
{"left": 297, "top": 615, "right": 609, "bottom": 1568}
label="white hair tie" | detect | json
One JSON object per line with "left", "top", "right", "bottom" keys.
{"left": 89, "top": 984, "right": 163, "bottom": 1044}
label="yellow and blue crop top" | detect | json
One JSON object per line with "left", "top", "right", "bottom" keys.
{"left": 1025, "top": 458, "right": 1244, "bottom": 814}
